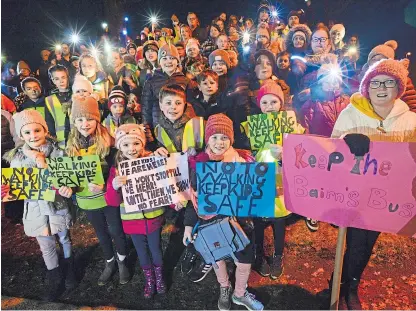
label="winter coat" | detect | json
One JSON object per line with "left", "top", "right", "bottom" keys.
{"left": 1, "top": 110, "right": 16, "bottom": 156}
{"left": 102, "top": 113, "right": 138, "bottom": 138}
{"left": 37, "top": 60, "right": 53, "bottom": 92}
{"left": 141, "top": 69, "right": 194, "bottom": 131}
{"left": 300, "top": 89, "right": 350, "bottom": 137}
{"left": 192, "top": 26, "right": 208, "bottom": 43}
{"left": 3, "top": 139, "right": 72, "bottom": 237}
{"left": 201, "top": 37, "right": 217, "bottom": 58}
{"left": 105, "top": 166, "right": 164, "bottom": 235}
{"left": 187, "top": 90, "right": 232, "bottom": 120}
{"left": 331, "top": 93, "right": 416, "bottom": 142}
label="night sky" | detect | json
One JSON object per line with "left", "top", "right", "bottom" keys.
{"left": 2, "top": 0, "right": 416, "bottom": 80}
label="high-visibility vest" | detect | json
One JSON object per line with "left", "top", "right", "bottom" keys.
{"left": 102, "top": 116, "right": 117, "bottom": 138}
{"left": 120, "top": 203, "right": 165, "bottom": 221}
{"left": 26, "top": 106, "right": 46, "bottom": 119}
{"left": 45, "top": 94, "right": 67, "bottom": 148}
{"left": 154, "top": 117, "right": 205, "bottom": 153}
{"left": 75, "top": 144, "right": 107, "bottom": 210}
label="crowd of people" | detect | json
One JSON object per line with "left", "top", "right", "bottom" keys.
{"left": 1, "top": 1, "right": 416, "bottom": 310}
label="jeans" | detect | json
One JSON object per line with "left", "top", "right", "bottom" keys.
{"left": 84, "top": 206, "right": 127, "bottom": 260}
{"left": 254, "top": 217, "right": 286, "bottom": 257}
{"left": 342, "top": 227, "right": 380, "bottom": 282}
{"left": 36, "top": 229, "right": 72, "bottom": 270}
{"left": 131, "top": 227, "right": 163, "bottom": 268}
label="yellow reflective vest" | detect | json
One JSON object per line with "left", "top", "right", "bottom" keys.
{"left": 45, "top": 94, "right": 67, "bottom": 148}
{"left": 120, "top": 203, "right": 165, "bottom": 221}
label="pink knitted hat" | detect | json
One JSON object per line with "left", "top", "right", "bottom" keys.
{"left": 360, "top": 59, "right": 408, "bottom": 99}
{"left": 367, "top": 40, "right": 397, "bottom": 63}
{"left": 205, "top": 113, "right": 234, "bottom": 145}
{"left": 257, "top": 81, "right": 284, "bottom": 107}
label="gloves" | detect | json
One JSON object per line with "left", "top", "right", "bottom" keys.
{"left": 343, "top": 134, "right": 370, "bottom": 157}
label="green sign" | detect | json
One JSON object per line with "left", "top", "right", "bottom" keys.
{"left": 247, "top": 111, "right": 298, "bottom": 150}
{"left": 1, "top": 167, "right": 55, "bottom": 202}
{"left": 47, "top": 155, "right": 104, "bottom": 187}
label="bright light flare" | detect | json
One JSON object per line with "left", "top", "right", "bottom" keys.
{"left": 71, "top": 33, "right": 80, "bottom": 44}
{"left": 122, "top": 29, "right": 127, "bottom": 36}
{"left": 243, "top": 45, "right": 250, "bottom": 53}
{"left": 104, "top": 41, "right": 112, "bottom": 53}
{"left": 124, "top": 17, "right": 129, "bottom": 22}
{"left": 101, "top": 22, "right": 108, "bottom": 29}
{"left": 271, "top": 11, "right": 278, "bottom": 17}
{"left": 348, "top": 46, "right": 357, "bottom": 54}
{"left": 55, "top": 44, "right": 62, "bottom": 51}
{"left": 150, "top": 16, "right": 158, "bottom": 24}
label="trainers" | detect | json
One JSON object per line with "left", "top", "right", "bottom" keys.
{"left": 270, "top": 255, "right": 283, "bottom": 280}
{"left": 181, "top": 245, "right": 197, "bottom": 274}
{"left": 305, "top": 218, "right": 319, "bottom": 232}
{"left": 253, "top": 257, "right": 270, "bottom": 277}
{"left": 188, "top": 259, "right": 213, "bottom": 283}
{"left": 232, "top": 291, "right": 264, "bottom": 311}
{"left": 218, "top": 285, "right": 233, "bottom": 311}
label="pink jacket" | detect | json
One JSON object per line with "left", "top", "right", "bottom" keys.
{"left": 105, "top": 166, "right": 165, "bottom": 235}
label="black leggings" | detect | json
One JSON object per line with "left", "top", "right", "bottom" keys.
{"left": 342, "top": 227, "right": 380, "bottom": 282}
{"left": 84, "top": 206, "right": 128, "bottom": 260}
{"left": 254, "top": 217, "right": 286, "bottom": 257}
{"left": 130, "top": 228, "right": 163, "bottom": 269}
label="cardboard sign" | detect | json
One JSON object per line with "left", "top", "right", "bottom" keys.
{"left": 196, "top": 162, "right": 276, "bottom": 217}
{"left": 247, "top": 111, "right": 298, "bottom": 150}
{"left": 1, "top": 167, "right": 55, "bottom": 202}
{"left": 282, "top": 134, "right": 416, "bottom": 237}
{"left": 119, "top": 153, "right": 191, "bottom": 213}
{"left": 47, "top": 155, "right": 104, "bottom": 187}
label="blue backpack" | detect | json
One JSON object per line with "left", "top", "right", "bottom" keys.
{"left": 193, "top": 217, "right": 251, "bottom": 269}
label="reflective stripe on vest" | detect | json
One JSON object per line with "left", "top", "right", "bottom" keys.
{"left": 45, "top": 94, "right": 66, "bottom": 147}
{"left": 76, "top": 191, "right": 107, "bottom": 210}
{"left": 102, "top": 117, "right": 117, "bottom": 138}
{"left": 155, "top": 117, "right": 205, "bottom": 153}
{"left": 120, "top": 203, "right": 165, "bottom": 220}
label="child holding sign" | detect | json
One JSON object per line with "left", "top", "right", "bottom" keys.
{"left": 106, "top": 123, "right": 168, "bottom": 299}
{"left": 185, "top": 114, "right": 264, "bottom": 311}
{"left": 2, "top": 110, "right": 76, "bottom": 301}
{"left": 66, "top": 96, "right": 130, "bottom": 286}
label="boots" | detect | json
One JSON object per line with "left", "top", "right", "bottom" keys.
{"left": 64, "top": 256, "right": 77, "bottom": 290}
{"left": 345, "top": 278, "right": 362, "bottom": 310}
{"left": 117, "top": 258, "right": 131, "bottom": 285}
{"left": 316, "top": 273, "right": 347, "bottom": 308}
{"left": 143, "top": 267, "right": 156, "bottom": 299}
{"left": 43, "top": 266, "right": 63, "bottom": 302}
{"left": 97, "top": 259, "right": 117, "bottom": 286}
{"left": 154, "top": 265, "right": 166, "bottom": 294}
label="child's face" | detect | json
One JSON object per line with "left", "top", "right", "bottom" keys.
{"left": 145, "top": 49, "right": 158, "bottom": 62}
{"left": 159, "top": 95, "right": 185, "bottom": 122}
{"left": 260, "top": 94, "right": 282, "bottom": 113}
{"left": 74, "top": 89, "right": 91, "bottom": 99}
{"left": 110, "top": 103, "right": 125, "bottom": 118}
{"left": 20, "top": 123, "right": 47, "bottom": 149}
{"left": 293, "top": 34, "right": 306, "bottom": 48}
{"left": 212, "top": 60, "right": 227, "bottom": 76}
{"left": 331, "top": 31, "right": 343, "bottom": 45}
{"left": 210, "top": 26, "right": 220, "bottom": 38}
{"left": 198, "top": 76, "right": 218, "bottom": 97}
{"left": 277, "top": 55, "right": 290, "bottom": 70}
{"left": 288, "top": 16, "right": 299, "bottom": 28}
{"left": 160, "top": 56, "right": 178, "bottom": 75}
{"left": 112, "top": 52, "right": 123, "bottom": 68}
{"left": 23, "top": 82, "right": 42, "bottom": 101}
{"left": 207, "top": 133, "right": 231, "bottom": 155}
{"left": 216, "top": 36, "right": 229, "bottom": 50}
{"left": 81, "top": 57, "right": 97, "bottom": 78}
{"left": 74, "top": 117, "right": 98, "bottom": 137}
{"left": 186, "top": 46, "right": 199, "bottom": 58}
{"left": 176, "top": 46, "right": 185, "bottom": 58}
{"left": 255, "top": 55, "right": 272, "bottom": 80}
{"left": 120, "top": 138, "right": 143, "bottom": 160}
{"left": 51, "top": 70, "right": 69, "bottom": 90}
{"left": 128, "top": 48, "right": 136, "bottom": 57}
{"left": 128, "top": 94, "right": 138, "bottom": 110}
{"left": 72, "top": 60, "right": 80, "bottom": 69}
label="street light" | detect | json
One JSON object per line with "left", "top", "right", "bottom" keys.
{"left": 124, "top": 17, "right": 129, "bottom": 22}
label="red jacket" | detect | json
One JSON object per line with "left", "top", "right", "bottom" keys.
{"left": 105, "top": 166, "right": 166, "bottom": 235}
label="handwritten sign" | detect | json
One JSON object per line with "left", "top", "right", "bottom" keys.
{"left": 196, "top": 162, "right": 276, "bottom": 217}
{"left": 47, "top": 155, "right": 104, "bottom": 187}
{"left": 282, "top": 134, "right": 416, "bottom": 237}
{"left": 1, "top": 167, "right": 55, "bottom": 202}
{"left": 119, "top": 153, "right": 191, "bottom": 213}
{"left": 247, "top": 111, "right": 298, "bottom": 150}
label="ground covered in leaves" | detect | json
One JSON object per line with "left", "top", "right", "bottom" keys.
{"left": 1, "top": 209, "right": 415, "bottom": 310}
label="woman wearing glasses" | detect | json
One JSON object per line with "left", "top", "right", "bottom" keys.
{"left": 328, "top": 59, "right": 416, "bottom": 310}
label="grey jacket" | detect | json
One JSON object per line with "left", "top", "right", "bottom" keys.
{"left": 4, "top": 138, "right": 72, "bottom": 237}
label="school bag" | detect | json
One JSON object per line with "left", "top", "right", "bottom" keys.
{"left": 193, "top": 217, "right": 250, "bottom": 268}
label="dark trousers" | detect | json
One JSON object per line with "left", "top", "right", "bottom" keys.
{"left": 131, "top": 228, "right": 163, "bottom": 269}
{"left": 341, "top": 227, "right": 380, "bottom": 282}
{"left": 254, "top": 217, "right": 286, "bottom": 257}
{"left": 84, "top": 206, "right": 128, "bottom": 260}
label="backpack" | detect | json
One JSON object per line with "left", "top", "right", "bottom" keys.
{"left": 193, "top": 217, "right": 251, "bottom": 268}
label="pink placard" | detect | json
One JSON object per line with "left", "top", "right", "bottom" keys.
{"left": 282, "top": 134, "right": 416, "bottom": 237}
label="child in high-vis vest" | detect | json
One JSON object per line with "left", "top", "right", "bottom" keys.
{"left": 102, "top": 86, "right": 137, "bottom": 138}
{"left": 45, "top": 64, "right": 72, "bottom": 148}
{"left": 106, "top": 123, "right": 168, "bottom": 299}
{"left": 185, "top": 114, "right": 264, "bottom": 311}
{"left": 242, "top": 82, "right": 303, "bottom": 280}
{"left": 66, "top": 96, "right": 130, "bottom": 286}
{"left": 2, "top": 110, "right": 76, "bottom": 302}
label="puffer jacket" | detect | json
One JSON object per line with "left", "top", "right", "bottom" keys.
{"left": 3, "top": 138, "right": 72, "bottom": 237}
{"left": 141, "top": 69, "right": 194, "bottom": 136}
{"left": 300, "top": 88, "right": 350, "bottom": 137}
